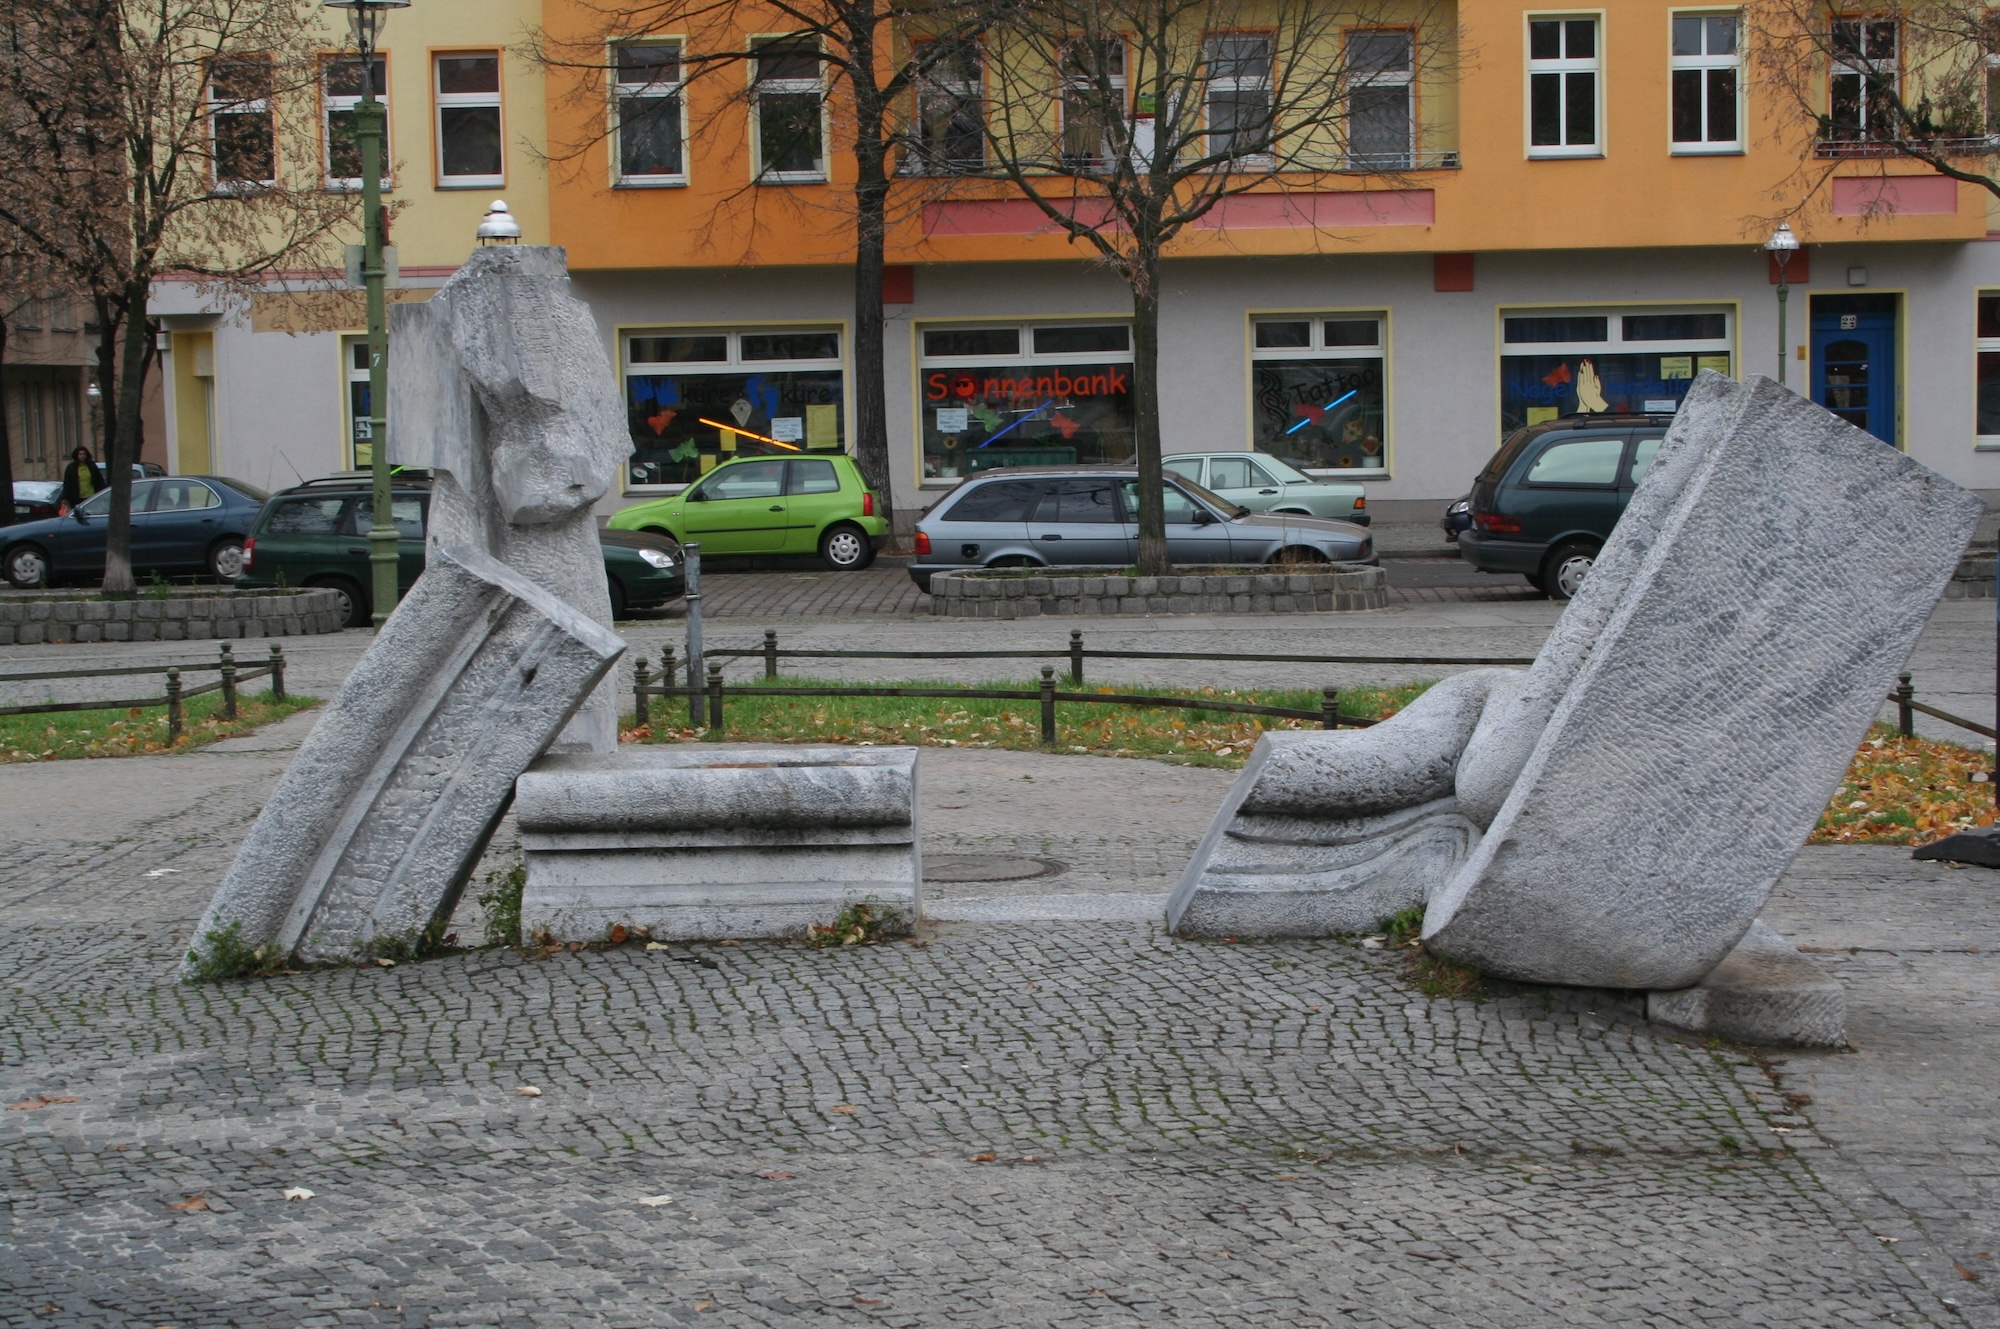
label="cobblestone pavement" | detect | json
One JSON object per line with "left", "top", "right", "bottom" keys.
{"left": 3, "top": 727, "right": 1997, "bottom": 1327}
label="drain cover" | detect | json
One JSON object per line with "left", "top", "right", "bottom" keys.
{"left": 923, "top": 855, "right": 1066, "bottom": 884}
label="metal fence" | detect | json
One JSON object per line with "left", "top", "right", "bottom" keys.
{"left": 0, "top": 642, "right": 287, "bottom": 742}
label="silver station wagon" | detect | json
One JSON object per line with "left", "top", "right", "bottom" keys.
{"left": 908, "top": 466, "right": 1376, "bottom": 591}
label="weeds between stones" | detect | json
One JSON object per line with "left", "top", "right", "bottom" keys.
{"left": 478, "top": 865, "right": 526, "bottom": 950}
{"left": 804, "top": 901, "right": 907, "bottom": 948}
{"left": 183, "top": 920, "right": 290, "bottom": 983}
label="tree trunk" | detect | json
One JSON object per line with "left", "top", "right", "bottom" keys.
{"left": 1129, "top": 250, "right": 1168, "bottom": 576}
{"left": 92, "top": 295, "right": 120, "bottom": 462}
{"left": 0, "top": 313, "right": 14, "bottom": 527}
{"left": 100, "top": 275, "right": 148, "bottom": 596}
{"left": 848, "top": 66, "right": 896, "bottom": 530}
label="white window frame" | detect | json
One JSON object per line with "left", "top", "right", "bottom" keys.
{"left": 1525, "top": 13, "right": 1603, "bottom": 159}
{"left": 1976, "top": 291, "right": 2000, "bottom": 447}
{"left": 1828, "top": 17, "right": 1900, "bottom": 142}
{"left": 623, "top": 326, "right": 846, "bottom": 491}
{"left": 1058, "top": 37, "right": 1127, "bottom": 171}
{"left": 343, "top": 335, "right": 375, "bottom": 469}
{"left": 1345, "top": 29, "right": 1417, "bottom": 170}
{"left": 751, "top": 36, "right": 827, "bottom": 183}
{"left": 322, "top": 54, "right": 392, "bottom": 193}
{"left": 1498, "top": 304, "right": 1734, "bottom": 430}
{"left": 433, "top": 50, "right": 504, "bottom": 188}
{"left": 1204, "top": 33, "right": 1274, "bottom": 164}
{"left": 208, "top": 56, "right": 276, "bottom": 192}
{"left": 1668, "top": 11, "right": 1742, "bottom": 153}
{"left": 612, "top": 39, "right": 688, "bottom": 186}
{"left": 1249, "top": 313, "right": 1390, "bottom": 474}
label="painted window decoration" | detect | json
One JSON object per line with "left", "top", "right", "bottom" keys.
{"left": 323, "top": 56, "right": 390, "bottom": 190}
{"left": 625, "top": 328, "right": 843, "bottom": 487}
{"left": 1669, "top": 12, "right": 1739, "bottom": 150}
{"left": 1498, "top": 307, "right": 1731, "bottom": 435}
{"left": 919, "top": 323, "right": 1135, "bottom": 479}
{"left": 436, "top": 52, "right": 503, "bottom": 186}
{"left": 754, "top": 37, "right": 825, "bottom": 180}
{"left": 615, "top": 41, "right": 685, "bottom": 183}
{"left": 1251, "top": 316, "right": 1387, "bottom": 471}
{"left": 209, "top": 56, "right": 276, "bottom": 189}
{"left": 1527, "top": 16, "right": 1599, "bottom": 156}
{"left": 1974, "top": 294, "right": 2000, "bottom": 440}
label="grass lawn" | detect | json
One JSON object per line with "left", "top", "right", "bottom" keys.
{"left": 0, "top": 690, "right": 321, "bottom": 762}
{"left": 624, "top": 679, "right": 1995, "bottom": 845}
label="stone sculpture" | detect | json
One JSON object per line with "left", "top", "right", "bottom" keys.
{"left": 1171, "top": 373, "right": 1982, "bottom": 1036}
{"left": 182, "top": 548, "right": 625, "bottom": 977}
{"left": 390, "top": 245, "right": 631, "bottom": 753}
{"left": 516, "top": 747, "right": 920, "bottom": 942}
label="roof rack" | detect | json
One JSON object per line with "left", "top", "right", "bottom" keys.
{"left": 279, "top": 468, "right": 434, "bottom": 493}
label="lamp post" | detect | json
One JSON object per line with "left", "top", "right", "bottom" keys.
{"left": 326, "top": 0, "right": 408, "bottom": 629}
{"left": 1765, "top": 223, "right": 1800, "bottom": 387}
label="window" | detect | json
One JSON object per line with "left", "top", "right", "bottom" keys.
{"left": 1250, "top": 314, "right": 1387, "bottom": 472}
{"left": 1120, "top": 479, "right": 1204, "bottom": 523}
{"left": 694, "top": 458, "right": 786, "bottom": 500}
{"left": 351, "top": 494, "right": 426, "bottom": 538}
{"left": 209, "top": 56, "right": 275, "bottom": 189}
{"left": 1524, "top": 436, "right": 1624, "bottom": 485}
{"left": 1205, "top": 34, "right": 1273, "bottom": 161}
{"left": 625, "top": 327, "right": 843, "bottom": 487}
{"left": 1034, "top": 478, "right": 1121, "bottom": 524}
{"left": 323, "top": 56, "right": 390, "bottom": 190}
{"left": 1347, "top": 30, "right": 1415, "bottom": 169}
{"left": 754, "top": 37, "right": 825, "bottom": 181}
{"left": 1059, "top": 38, "right": 1126, "bottom": 170}
{"left": 918, "top": 322, "right": 1135, "bottom": 479}
{"left": 1977, "top": 293, "right": 2000, "bottom": 442}
{"left": 1670, "top": 13, "right": 1739, "bottom": 150}
{"left": 1527, "top": 16, "right": 1600, "bottom": 156}
{"left": 1498, "top": 305, "right": 1732, "bottom": 434}
{"left": 344, "top": 337, "right": 376, "bottom": 468}
{"left": 268, "top": 497, "right": 348, "bottom": 534}
{"left": 150, "top": 479, "right": 221, "bottom": 512}
{"left": 435, "top": 53, "right": 502, "bottom": 186}
{"left": 1209, "top": 455, "right": 1279, "bottom": 489}
{"left": 1829, "top": 19, "right": 1899, "bottom": 141}
{"left": 941, "top": 477, "right": 1044, "bottom": 521}
{"left": 908, "top": 38, "right": 983, "bottom": 174}
{"left": 614, "top": 41, "right": 685, "bottom": 184}
{"left": 788, "top": 458, "right": 842, "bottom": 494}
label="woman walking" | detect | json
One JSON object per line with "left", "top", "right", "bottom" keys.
{"left": 61, "top": 446, "right": 105, "bottom": 509}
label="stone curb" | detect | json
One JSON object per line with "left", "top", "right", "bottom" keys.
{"left": 927, "top": 565, "right": 1388, "bottom": 617}
{"left": 0, "top": 588, "right": 343, "bottom": 645}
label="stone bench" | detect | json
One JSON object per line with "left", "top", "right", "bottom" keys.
{"left": 929, "top": 565, "right": 1386, "bottom": 617}
{"left": 0, "top": 587, "right": 344, "bottom": 644}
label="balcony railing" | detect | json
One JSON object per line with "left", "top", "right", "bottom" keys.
{"left": 1817, "top": 134, "right": 1999, "bottom": 159}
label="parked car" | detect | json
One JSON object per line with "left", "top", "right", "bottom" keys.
{"left": 1, "top": 475, "right": 269, "bottom": 588}
{"left": 606, "top": 452, "right": 890, "bottom": 570}
{"left": 12, "top": 480, "right": 63, "bottom": 522}
{"left": 1457, "top": 413, "right": 1673, "bottom": 599}
{"left": 235, "top": 475, "right": 685, "bottom": 627}
{"left": 907, "top": 466, "right": 1375, "bottom": 591}
{"left": 1163, "top": 451, "right": 1369, "bottom": 525}
{"left": 1440, "top": 495, "right": 1471, "bottom": 542}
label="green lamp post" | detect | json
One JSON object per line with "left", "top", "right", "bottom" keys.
{"left": 326, "top": 0, "right": 408, "bottom": 629}
{"left": 1765, "top": 223, "right": 1800, "bottom": 388}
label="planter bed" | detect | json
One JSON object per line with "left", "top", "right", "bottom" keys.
{"left": 0, "top": 587, "right": 345, "bottom": 644}
{"left": 928, "top": 564, "right": 1387, "bottom": 618}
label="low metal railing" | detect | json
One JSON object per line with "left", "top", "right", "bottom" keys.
{"left": 0, "top": 642, "right": 287, "bottom": 742}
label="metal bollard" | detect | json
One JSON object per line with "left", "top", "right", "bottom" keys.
{"left": 764, "top": 628, "right": 780, "bottom": 680}
{"left": 633, "top": 656, "right": 651, "bottom": 728}
{"left": 1040, "top": 666, "right": 1057, "bottom": 746}
{"left": 218, "top": 642, "right": 239, "bottom": 720}
{"left": 1896, "top": 670, "right": 1915, "bottom": 739}
{"left": 165, "top": 668, "right": 184, "bottom": 743}
{"left": 1322, "top": 686, "right": 1340, "bottom": 731}
{"left": 268, "top": 644, "right": 286, "bottom": 700}
{"left": 660, "top": 645, "right": 677, "bottom": 694}
{"left": 684, "top": 542, "right": 704, "bottom": 728}
{"left": 1069, "top": 629, "right": 1084, "bottom": 686}
{"left": 706, "top": 660, "right": 725, "bottom": 734}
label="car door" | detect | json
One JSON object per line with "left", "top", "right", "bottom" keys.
{"left": 681, "top": 459, "right": 789, "bottom": 554}
{"left": 1206, "top": 454, "right": 1282, "bottom": 511}
{"left": 1510, "top": 431, "right": 1627, "bottom": 547}
{"left": 1121, "top": 479, "right": 1235, "bottom": 565}
{"left": 260, "top": 494, "right": 354, "bottom": 589}
{"left": 1030, "top": 477, "right": 1131, "bottom": 565}
{"left": 782, "top": 457, "right": 846, "bottom": 553}
{"left": 350, "top": 492, "right": 428, "bottom": 590}
{"left": 48, "top": 481, "right": 152, "bottom": 579}
{"left": 134, "top": 478, "right": 224, "bottom": 571}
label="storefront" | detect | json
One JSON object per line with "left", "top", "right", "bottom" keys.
{"left": 1497, "top": 306, "right": 1734, "bottom": 435}
{"left": 1248, "top": 313, "right": 1388, "bottom": 471}
{"left": 916, "top": 321, "right": 1134, "bottom": 478}
{"left": 622, "top": 325, "right": 846, "bottom": 489}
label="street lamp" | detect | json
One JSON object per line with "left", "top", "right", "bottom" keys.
{"left": 1765, "top": 223, "right": 1801, "bottom": 387}
{"left": 476, "top": 199, "right": 521, "bottom": 244}
{"left": 326, "top": 0, "right": 409, "bottom": 629}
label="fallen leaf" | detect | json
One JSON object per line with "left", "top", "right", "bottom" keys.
{"left": 282, "top": 1187, "right": 314, "bottom": 1202}
{"left": 1274, "top": 1174, "right": 1298, "bottom": 1181}
{"left": 514, "top": 1086, "right": 542, "bottom": 1098}
{"left": 636, "top": 1194, "right": 674, "bottom": 1207}
{"left": 970, "top": 1152, "right": 996, "bottom": 1163}
{"left": 166, "top": 1194, "right": 210, "bottom": 1212}
{"left": 1956, "top": 1262, "right": 1983, "bottom": 1283}
{"left": 609, "top": 925, "right": 629, "bottom": 944}
{"left": 758, "top": 1170, "right": 795, "bottom": 1180}
{"left": 695, "top": 1301, "right": 715, "bottom": 1312}
{"left": 8, "top": 1095, "right": 77, "bottom": 1111}
{"left": 829, "top": 1104, "right": 857, "bottom": 1115}
{"left": 645, "top": 941, "right": 673, "bottom": 952}
{"left": 376, "top": 959, "right": 396, "bottom": 968}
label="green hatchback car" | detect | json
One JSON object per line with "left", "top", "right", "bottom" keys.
{"left": 607, "top": 453, "right": 890, "bottom": 570}
{"left": 236, "top": 475, "right": 684, "bottom": 627}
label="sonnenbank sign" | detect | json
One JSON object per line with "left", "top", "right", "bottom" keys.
{"left": 926, "top": 368, "right": 1131, "bottom": 402}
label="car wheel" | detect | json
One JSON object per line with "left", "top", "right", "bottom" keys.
{"left": 607, "top": 577, "right": 628, "bottom": 621}
{"left": 1542, "top": 541, "right": 1598, "bottom": 601}
{"left": 308, "top": 575, "right": 369, "bottom": 629}
{"left": 820, "top": 522, "right": 873, "bottom": 571}
{"left": 3, "top": 543, "right": 48, "bottom": 588}
{"left": 1268, "top": 546, "right": 1328, "bottom": 567}
{"left": 208, "top": 537, "right": 246, "bottom": 580}
{"left": 1271, "top": 507, "right": 1314, "bottom": 517}
{"left": 985, "top": 555, "right": 1038, "bottom": 569}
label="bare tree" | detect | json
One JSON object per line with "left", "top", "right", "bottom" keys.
{"left": 0, "top": 0, "right": 356, "bottom": 593}
{"left": 1750, "top": 0, "right": 2000, "bottom": 209}
{"left": 972, "top": 0, "right": 1456, "bottom": 573}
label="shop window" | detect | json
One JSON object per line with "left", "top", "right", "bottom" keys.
{"left": 1347, "top": 30, "right": 1415, "bottom": 169}
{"left": 1205, "top": 34, "right": 1273, "bottom": 161}
{"left": 615, "top": 41, "right": 685, "bottom": 184}
{"left": 1828, "top": 19, "right": 1899, "bottom": 142}
{"left": 908, "top": 37, "right": 984, "bottom": 174}
{"left": 1527, "top": 15, "right": 1599, "bottom": 157}
{"left": 209, "top": 56, "right": 275, "bottom": 189}
{"left": 344, "top": 337, "right": 376, "bottom": 468}
{"left": 1059, "top": 38, "right": 1126, "bottom": 170}
{"left": 625, "top": 327, "right": 843, "bottom": 488}
{"left": 918, "top": 322, "right": 1135, "bottom": 479}
{"left": 1670, "top": 12, "right": 1740, "bottom": 151}
{"left": 1977, "top": 293, "right": 2000, "bottom": 442}
{"left": 1498, "top": 306, "right": 1732, "bottom": 435}
{"left": 1250, "top": 314, "right": 1387, "bottom": 472}
{"left": 323, "top": 56, "right": 390, "bottom": 190}
{"left": 435, "top": 52, "right": 503, "bottom": 186}
{"left": 754, "top": 37, "right": 825, "bottom": 181}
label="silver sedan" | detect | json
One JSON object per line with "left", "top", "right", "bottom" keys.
{"left": 908, "top": 466, "right": 1375, "bottom": 591}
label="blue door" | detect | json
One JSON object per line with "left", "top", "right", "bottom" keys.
{"left": 1811, "top": 297, "right": 1898, "bottom": 445}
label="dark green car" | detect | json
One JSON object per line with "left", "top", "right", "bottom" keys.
{"left": 236, "top": 475, "right": 685, "bottom": 627}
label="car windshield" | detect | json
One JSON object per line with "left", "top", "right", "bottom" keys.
{"left": 15, "top": 481, "right": 61, "bottom": 500}
{"left": 1256, "top": 453, "right": 1316, "bottom": 484}
{"left": 1167, "top": 477, "right": 1248, "bottom": 519}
